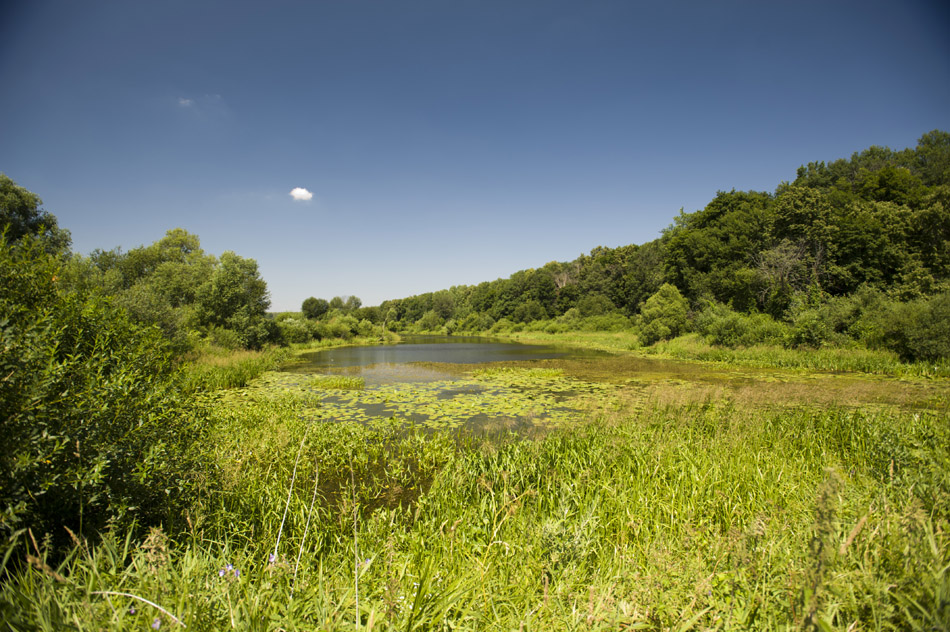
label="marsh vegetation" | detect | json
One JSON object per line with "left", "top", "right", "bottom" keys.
{"left": 4, "top": 334, "right": 949, "bottom": 630}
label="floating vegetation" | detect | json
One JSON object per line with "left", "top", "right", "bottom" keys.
{"left": 306, "top": 375, "right": 365, "bottom": 390}
{"left": 472, "top": 366, "right": 564, "bottom": 380}
{"left": 232, "top": 367, "right": 615, "bottom": 432}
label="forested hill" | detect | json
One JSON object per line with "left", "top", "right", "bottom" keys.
{"left": 375, "top": 130, "right": 950, "bottom": 360}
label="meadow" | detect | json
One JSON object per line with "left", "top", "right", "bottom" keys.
{"left": 3, "top": 338, "right": 949, "bottom": 631}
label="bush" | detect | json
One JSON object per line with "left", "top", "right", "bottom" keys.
{"left": 0, "top": 236, "right": 205, "bottom": 549}
{"left": 578, "top": 313, "right": 632, "bottom": 331}
{"left": 275, "top": 315, "right": 312, "bottom": 344}
{"left": 785, "top": 308, "right": 836, "bottom": 348}
{"left": 638, "top": 283, "right": 689, "bottom": 345}
{"left": 490, "top": 318, "right": 515, "bottom": 334}
{"left": 695, "top": 301, "right": 788, "bottom": 347}
{"left": 860, "top": 292, "right": 950, "bottom": 362}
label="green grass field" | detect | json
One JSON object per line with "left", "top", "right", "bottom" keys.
{"left": 3, "top": 342, "right": 948, "bottom": 630}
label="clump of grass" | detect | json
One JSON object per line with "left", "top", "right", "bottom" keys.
{"left": 472, "top": 367, "right": 564, "bottom": 379}
{"left": 180, "top": 345, "right": 287, "bottom": 393}
{"left": 308, "top": 375, "right": 365, "bottom": 390}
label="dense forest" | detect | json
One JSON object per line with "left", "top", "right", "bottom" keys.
{"left": 295, "top": 130, "right": 948, "bottom": 362}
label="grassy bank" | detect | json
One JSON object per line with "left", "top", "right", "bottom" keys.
{"left": 178, "top": 333, "right": 399, "bottom": 394}
{"left": 3, "top": 359, "right": 948, "bottom": 630}
{"left": 501, "top": 330, "right": 950, "bottom": 378}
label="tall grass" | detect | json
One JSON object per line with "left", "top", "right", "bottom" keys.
{"left": 179, "top": 345, "right": 288, "bottom": 393}
{"left": 4, "top": 377, "right": 947, "bottom": 630}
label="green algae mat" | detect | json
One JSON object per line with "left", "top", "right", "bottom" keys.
{"left": 223, "top": 366, "right": 614, "bottom": 431}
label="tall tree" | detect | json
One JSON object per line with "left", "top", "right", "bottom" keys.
{"left": 302, "top": 296, "right": 330, "bottom": 319}
{"left": 0, "top": 174, "right": 71, "bottom": 253}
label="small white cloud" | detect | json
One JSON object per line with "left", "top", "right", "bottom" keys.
{"left": 290, "top": 187, "right": 313, "bottom": 201}
{"left": 178, "top": 97, "right": 194, "bottom": 107}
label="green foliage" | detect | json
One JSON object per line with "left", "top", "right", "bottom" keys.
{"left": 301, "top": 296, "right": 329, "bottom": 320}
{"left": 695, "top": 301, "right": 788, "bottom": 347}
{"left": 64, "top": 228, "right": 275, "bottom": 351}
{"left": 417, "top": 309, "right": 442, "bottom": 331}
{"left": 860, "top": 291, "right": 950, "bottom": 362}
{"left": 0, "top": 235, "right": 204, "bottom": 547}
{"left": 638, "top": 283, "right": 689, "bottom": 345}
{"left": 374, "top": 131, "right": 950, "bottom": 364}
{"left": 665, "top": 190, "right": 772, "bottom": 309}
{"left": 0, "top": 174, "right": 71, "bottom": 253}
{"left": 914, "top": 129, "right": 950, "bottom": 186}
{"left": 275, "top": 314, "right": 312, "bottom": 343}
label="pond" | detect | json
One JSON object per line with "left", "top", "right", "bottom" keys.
{"left": 285, "top": 335, "right": 608, "bottom": 382}
{"left": 243, "top": 335, "right": 945, "bottom": 435}
{"left": 270, "top": 336, "right": 615, "bottom": 434}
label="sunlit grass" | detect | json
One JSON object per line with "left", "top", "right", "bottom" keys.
{"left": 5, "top": 346, "right": 949, "bottom": 630}
{"left": 505, "top": 330, "right": 950, "bottom": 378}
{"left": 179, "top": 345, "right": 287, "bottom": 392}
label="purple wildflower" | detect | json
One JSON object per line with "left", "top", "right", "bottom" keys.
{"left": 268, "top": 553, "right": 276, "bottom": 564}
{"left": 226, "top": 563, "right": 234, "bottom": 571}
{"left": 234, "top": 568, "right": 241, "bottom": 578}
{"left": 218, "top": 568, "right": 226, "bottom": 577}
{"left": 129, "top": 606, "right": 136, "bottom": 615}
{"left": 152, "top": 618, "right": 161, "bottom": 630}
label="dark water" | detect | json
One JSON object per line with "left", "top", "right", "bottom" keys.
{"left": 287, "top": 335, "right": 603, "bottom": 374}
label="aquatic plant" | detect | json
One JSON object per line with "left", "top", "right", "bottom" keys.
{"left": 307, "top": 375, "right": 366, "bottom": 390}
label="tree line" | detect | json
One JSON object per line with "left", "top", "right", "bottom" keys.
{"left": 353, "top": 130, "right": 950, "bottom": 361}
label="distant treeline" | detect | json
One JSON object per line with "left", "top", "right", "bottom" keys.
{"left": 336, "top": 130, "right": 949, "bottom": 361}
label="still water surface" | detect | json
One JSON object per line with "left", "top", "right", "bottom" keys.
{"left": 286, "top": 335, "right": 606, "bottom": 383}
{"left": 280, "top": 336, "right": 610, "bottom": 432}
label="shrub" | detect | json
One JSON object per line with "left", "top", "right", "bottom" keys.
{"left": 696, "top": 301, "right": 788, "bottom": 347}
{"left": 786, "top": 308, "right": 835, "bottom": 348}
{"left": 0, "top": 236, "right": 205, "bottom": 549}
{"left": 490, "top": 318, "right": 515, "bottom": 334}
{"left": 276, "top": 315, "right": 312, "bottom": 344}
{"left": 860, "top": 292, "right": 950, "bottom": 361}
{"left": 578, "top": 313, "right": 632, "bottom": 331}
{"left": 638, "top": 283, "right": 689, "bottom": 345}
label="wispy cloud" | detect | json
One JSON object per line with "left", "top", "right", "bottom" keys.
{"left": 173, "top": 94, "right": 230, "bottom": 121}
{"left": 290, "top": 187, "right": 313, "bottom": 201}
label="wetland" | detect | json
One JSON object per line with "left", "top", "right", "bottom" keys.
{"left": 230, "top": 335, "right": 950, "bottom": 439}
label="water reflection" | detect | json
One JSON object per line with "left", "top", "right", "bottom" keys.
{"left": 277, "top": 336, "right": 609, "bottom": 435}
{"left": 284, "top": 335, "right": 607, "bottom": 384}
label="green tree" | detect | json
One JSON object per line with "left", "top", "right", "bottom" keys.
{"left": 772, "top": 186, "right": 836, "bottom": 284}
{"left": 914, "top": 129, "right": 950, "bottom": 186}
{"left": 664, "top": 191, "right": 773, "bottom": 310}
{"left": 302, "top": 296, "right": 330, "bottom": 319}
{"left": 0, "top": 174, "right": 71, "bottom": 253}
{"left": 638, "top": 283, "right": 689, "bottom": 345}
{"left": 195, "top": 252, "right": 274, "bottom": 348}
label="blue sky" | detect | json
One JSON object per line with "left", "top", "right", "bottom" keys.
{"left": 2, "top": 0, "right": 948, "bottom": 311}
